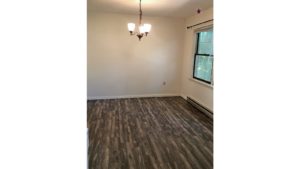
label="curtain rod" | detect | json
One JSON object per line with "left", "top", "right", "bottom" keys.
{"left": 186, "top": 19, "right": 213, "bottom": 29}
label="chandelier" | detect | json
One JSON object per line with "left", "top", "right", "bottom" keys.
{"left": 127, "top": 0, "right": 151, "bottom": 41}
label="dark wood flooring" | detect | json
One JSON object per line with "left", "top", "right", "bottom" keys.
{"left": 87, "top": 96, "right": 213, "bottom": 169}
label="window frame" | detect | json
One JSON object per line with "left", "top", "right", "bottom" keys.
{"left": 193, "top": 27, "right": 214, "bottom": 85}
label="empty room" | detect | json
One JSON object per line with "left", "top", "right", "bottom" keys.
{"left": 3, "top": 0, "right": 300, "bottom": 169}
{"left": 87, "top": 0, "right": 213, "bottom": 168}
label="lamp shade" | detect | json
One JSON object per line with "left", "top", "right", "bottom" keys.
{"left": 139, "top": 25, "right": 145, "bottom": 33}
{"left": 128, "top": 23, "right": 135, "bottom": 31}
{"left": 144, "top": 23, "right": 152, "bottom": 32}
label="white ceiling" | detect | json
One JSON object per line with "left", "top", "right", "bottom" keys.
{"left": 88, "top": 0, "right": 213, "bottom": 18}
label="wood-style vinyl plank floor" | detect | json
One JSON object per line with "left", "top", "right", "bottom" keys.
{"left": 87, "top": 96, "right": 213, "bottom": 169}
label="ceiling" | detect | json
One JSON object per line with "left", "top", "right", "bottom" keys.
{"left": 88, "top": 0, "right": 213, "bottom": 18}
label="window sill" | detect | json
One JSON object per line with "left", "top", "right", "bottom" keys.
{"left": 189, "top": 78, "right": 214, "bottom": 89}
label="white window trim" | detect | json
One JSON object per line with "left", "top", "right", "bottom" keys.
{"left": 189, "top": 77, "right": 213, "bottom": 88}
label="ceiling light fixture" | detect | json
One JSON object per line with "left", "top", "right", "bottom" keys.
{"left": 127, "top": 0, "right": 151, "bottom": 41}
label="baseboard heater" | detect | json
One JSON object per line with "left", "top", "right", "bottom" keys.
{"left": 187, "top": 97, "right": 213, "bottom": 119}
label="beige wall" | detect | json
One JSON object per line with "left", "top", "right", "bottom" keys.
{"left": 180, "top": 8, "right": 213, "bottom": 111}
{"left": 87, "top": 9, "right": 214, "bottom": 111}
{"left": 87, "top": 12, "right": 185, "bottom": 99}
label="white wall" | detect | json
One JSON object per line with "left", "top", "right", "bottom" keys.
{"left": 87, "top": 12, "right": 185, "bottom": 99}
{"left": 180, "top": 8, "right": 214, "bottom": 111}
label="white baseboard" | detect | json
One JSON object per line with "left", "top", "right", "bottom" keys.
{"left": 87, "top": 93, "right": 180, "bottom": 100}
{"left": 180, "top": 94, "right": 187, "bottom": 100}
{"left": 186, "top": 95, "right": 213, "bottom": 113}
{"left": 180, "top": 94, "right": 213, "bottom": 113}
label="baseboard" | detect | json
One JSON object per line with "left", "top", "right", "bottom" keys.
{"left": 87, "top": 93, "right": 180, "bottom": 100}
{"left": 180, "top": 94, "right": 187, "bottom": 100}
{"left": 180, "top": 95, "right": 212, "bottom": 112}
{"left": 186, "top": 96, "right": 213, "bottom": 119}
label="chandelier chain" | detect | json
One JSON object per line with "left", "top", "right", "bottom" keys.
{"left": 139, "top": 0, "right": 142, "bottom": 25}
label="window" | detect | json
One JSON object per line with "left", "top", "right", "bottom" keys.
{"left": 193, "top": 28, "right": 213, "bottom": 84}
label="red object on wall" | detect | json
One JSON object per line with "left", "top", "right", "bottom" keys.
{"left": 197, "top": 9, "right": 201, "bottom": 14}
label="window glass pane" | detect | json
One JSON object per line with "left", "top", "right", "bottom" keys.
{"left": 199, "top": 31, "right": 213, "bottom": 43}
{"left": 194, "top": 55, "right": 213, "bottom": 82}
{"left": 198, "top": 42, "right": 213, "bottom": 55}
{"left": 197, "top": 30, "right": 213, "bottom": 55}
